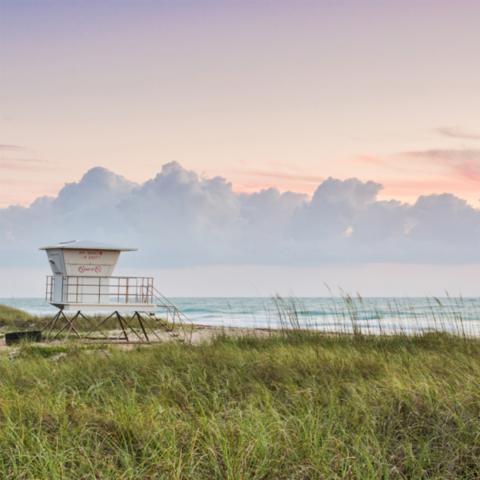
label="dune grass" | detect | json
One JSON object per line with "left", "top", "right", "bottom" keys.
{"left": 0, "top": 304, "right": 175, "bottom": 337}
{"left": 0, "top": 304, "right": 38, "bottom": 330}
{"left": 0, "top": 332, "right": 479, "bottom": 479}
{"left": 0, "top": 304, "right": 34, "bottom": 322}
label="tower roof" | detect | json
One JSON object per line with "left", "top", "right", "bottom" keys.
{"left": 39, "top": 240, "right": 137, "bottom": 251}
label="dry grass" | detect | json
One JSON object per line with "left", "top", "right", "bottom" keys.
{"left": 0, "top": 331, "right": 478, "bottom": 478}
{"left": 0, "top": 299, "right": 480, "bottom": 478}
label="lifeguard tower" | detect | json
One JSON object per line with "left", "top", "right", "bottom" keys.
{"left": 41, "top": 240, "right": 186, "bottom": 342}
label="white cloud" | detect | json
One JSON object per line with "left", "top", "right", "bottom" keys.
{"left": 1, "top": 161, "right": 479, "bottom": 268}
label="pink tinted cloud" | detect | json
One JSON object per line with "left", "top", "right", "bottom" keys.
{"left": 0, "top": 143, "right": 48, "bottom": 174}
{"left": 358, "top": 149, "right": 480, "bottom": 181}
{"left": 356, "top": 149, "right": 480, "bottom": 203}
{"left": 436, "top": 126, "right": 480, "bottom": 141}
{"left": 403, "top": 149, "right": 480, "bottom": 182}
{"left": 0, "top": 159, "right": 48, "bottom": 172}
{"left": 0, "top": 144, "right": 26, "bottom": 151}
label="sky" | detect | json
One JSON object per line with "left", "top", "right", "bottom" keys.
{"left": 1, "top": 0, "right": 480, "bottom": 296}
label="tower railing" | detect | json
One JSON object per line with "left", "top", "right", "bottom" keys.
{"left": 44, "top": 275, "right": 191, "bottom": 343}
{"left": 45, "top": 275, "right": 155, "bottom": 306}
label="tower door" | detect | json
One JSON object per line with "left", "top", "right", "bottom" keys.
{"left": 52, "top": 274, "right": 64, "bottom": 304}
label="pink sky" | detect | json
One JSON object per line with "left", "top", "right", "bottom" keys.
{"left": 1, "top": 0, "right": 480, "bottom": 207}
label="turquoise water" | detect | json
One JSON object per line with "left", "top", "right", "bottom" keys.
{"left": 2, "top": 296, "right": 480, "bottom": 335}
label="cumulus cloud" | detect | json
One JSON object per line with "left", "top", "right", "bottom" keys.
{"left": 1, "top": 161, "right": 480, "bottom": 267}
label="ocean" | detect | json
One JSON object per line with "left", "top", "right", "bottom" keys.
{"left": 2, "top": 296, "right": 480, "bottom": 335}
